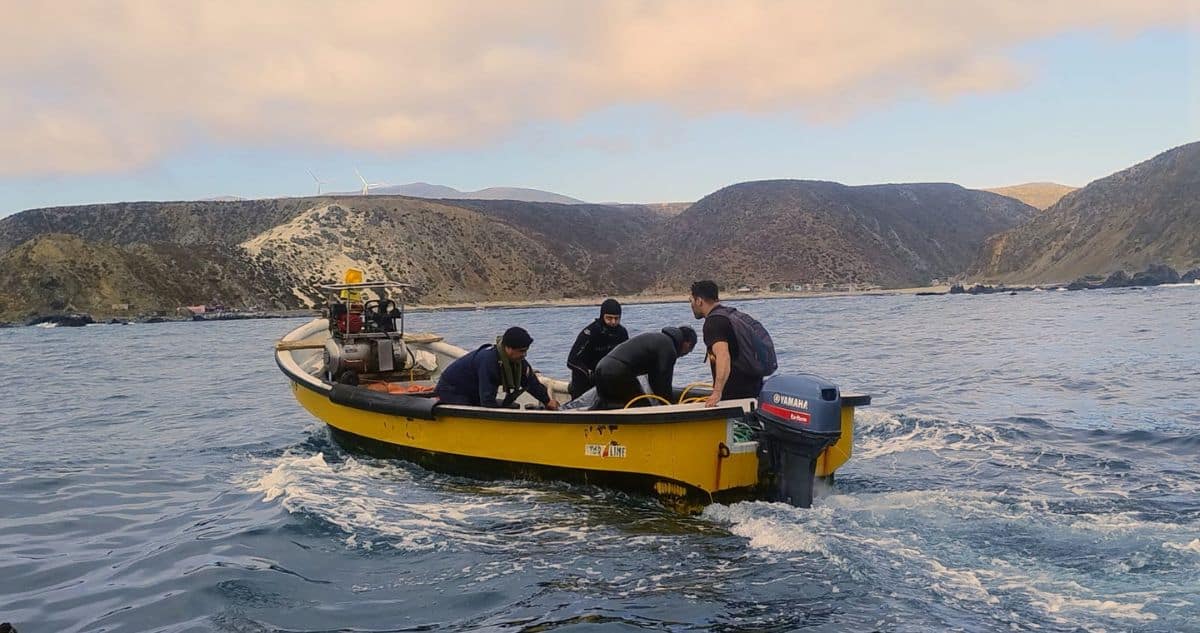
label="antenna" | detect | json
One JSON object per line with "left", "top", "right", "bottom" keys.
{"left": 355, "top": 167, "right": 384, "bottom": 195}
{"left": 306, "top": 169, "right": 327, "bottom": 195}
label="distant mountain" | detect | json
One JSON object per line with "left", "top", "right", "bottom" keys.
{"left": 375, "top": 182, "right": 462, "bottom": 198}
{"left": 366, "top": 183, "right": 586, "bottom": 204}
{"left": 617, "top": 180, "right": 1035, "bottom": 291}
{"left": 970, "top": 142, "right": 1200, "bottom": 284}
{"left": 982, "top": 182, "right": 1077, "bottom": 210}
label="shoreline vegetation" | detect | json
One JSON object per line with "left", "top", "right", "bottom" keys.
{"left": 9, "top": 262, "right": 1199, "bottom": 329}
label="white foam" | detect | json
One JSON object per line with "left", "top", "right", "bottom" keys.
{"left": 855, "top": 410, "right": 1200, "bottom": 504}
{"left": 706, "top": 490, "right": 1178, "bottom": 626}
{"left": 1163, "top": 539, "right": 1200, "bottom": 554}
{"left": 240, "top": 451, "right": 605, "bottom": 553}
{"left": 854, "top": 410, "right": 1020, "bottom": 469}
{"left": 247, "top": 452, "right": 333, "bottom": 502}
{"left": 994, "top": 576, "right": 1158, "bottom": 622}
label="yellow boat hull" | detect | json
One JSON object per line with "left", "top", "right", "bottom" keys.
{"left": 291, "top": 381, "right": 762, "bottom": 505}
{"left": 276, "top": 317, "right": 869, "bottom": 509}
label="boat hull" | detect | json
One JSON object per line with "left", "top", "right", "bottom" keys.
{"left": 289, "top": 380, "right": 762, "bottom": 507}
{"left": 277, "top": 317, "right": 868, "bottom": 510}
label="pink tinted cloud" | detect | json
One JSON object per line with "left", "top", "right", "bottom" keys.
{"left": 0, "top": 0, "right": 1193, "bottom": 176}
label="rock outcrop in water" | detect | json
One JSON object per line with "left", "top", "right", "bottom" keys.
{"left": 1064, "top": 264, "right": 1189, "bottom": 291}
{"left": 27, "top": 313, "right": 94, "bottom": 327}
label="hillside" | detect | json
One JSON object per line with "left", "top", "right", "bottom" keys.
{"left": 443, "top": 199, "right": 667, "bottom": 294}
{"left": 983, "top": 182, "right": 1077, "bottom": 210}
{"left": 0, "top": 175, "right": 1074, "bottom": 322}
{"left": 0, "top": 197, "right": 663, "bottom": 321}
{"left": 237, "top": 198, "right": 598, "bottom": 306}
{"left": 0, "top": 198, "right": 313, "bottom": 252}
{"left": 0, "top": 234, "right": 298, "bottom": 320}
{"left": 619, "top": 180, "right": 1035, "bottom": 291}
{"left": 970, "top": 142, "right": 1200, "bottom": 283}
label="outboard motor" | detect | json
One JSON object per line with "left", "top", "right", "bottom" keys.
{"left": 756, "top": 374, "right": 842, "bottom": 508}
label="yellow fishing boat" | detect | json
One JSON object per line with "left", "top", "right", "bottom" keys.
{"left": 275, "top": 274, "right": 869, "bottom": 510}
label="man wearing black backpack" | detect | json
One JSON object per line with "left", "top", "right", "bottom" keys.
{"left": 689, "top": 280, "right": 777, "bottom": 407}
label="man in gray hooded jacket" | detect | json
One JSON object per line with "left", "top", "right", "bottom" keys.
{"left": 592, "top": 325, "right": 697, "bottom": 409}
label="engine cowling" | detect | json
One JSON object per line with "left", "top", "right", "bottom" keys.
{"left": 756, "top": 374, "right": 842, "bottom": 508}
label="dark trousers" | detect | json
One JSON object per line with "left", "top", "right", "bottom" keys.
{"left": 722, "top": 376, "right": 765, "bottom": 400}
{"left": 592, "top": 359, "right": 645, "bottom": 410}
{"left": 568, "top": 369, "right": 594, "bottom": 400}
{"left": 434, "top": 386, "right": 476, "bottom": 406}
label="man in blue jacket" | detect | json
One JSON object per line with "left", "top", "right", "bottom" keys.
{"left": 435, "top": 326, "right": 561, "bottom": 410}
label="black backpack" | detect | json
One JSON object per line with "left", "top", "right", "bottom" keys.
{"left": 708, "top": 305, "right": 778, "bottom": 377}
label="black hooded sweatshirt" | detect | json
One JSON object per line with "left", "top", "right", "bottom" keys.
{"left": 566, "top": 318, "right": 629, "bottom": 385}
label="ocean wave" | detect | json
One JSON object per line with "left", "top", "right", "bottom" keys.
{"left": 851, "top": 410, "right": 1200, "bottom": 503}
{"left": 239, "top": 451, "right": 603, "bottom": 554}
{"left": 704, "top": 487, "right": 1198, "bottom": 628}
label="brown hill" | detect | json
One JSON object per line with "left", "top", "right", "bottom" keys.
{"left": 983, "top": 182, "right": 1077, "bottom": 210}
{"left": 620, "top": 180, "right": 1035, "bottom": 291}
{"left": 969, "top": 142, "right": 1200, "bottom": 284}
{"left": 237, "top": 198, "right": 594, "bottom": 306}
{"left": 0, "top": 177, "right": 1055, "bottom": 321}
{"left": 0, "top": 233, "right": 298, "bottom": 320}
{"left": 0, "top": 197, "right": 665, "bottom": 320}
{"left": 434, "top": 199, "right": 667, "bottom": 294}
{"left": 0, "top": 198, "right": 312, "bottom": 251}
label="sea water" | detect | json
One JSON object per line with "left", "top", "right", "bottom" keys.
{"left": 1, "top": 286, "right": 1197, "bottom": 631}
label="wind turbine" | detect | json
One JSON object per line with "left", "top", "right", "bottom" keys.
{"left": 355, "top": 168, "right": 385, "bottom": 195}
{"left": 306, "top": 169, "right": 327, "bottom": 195}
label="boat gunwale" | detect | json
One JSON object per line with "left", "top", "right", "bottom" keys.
{"left": 279, "top": 353, "right": 757, "bottom": 425}
{"left": 275, "top": 318, "right": 870, "bottom": 424}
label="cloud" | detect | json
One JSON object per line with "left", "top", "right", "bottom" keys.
{"left": 0, "top": 0, "right": 1194, "bottom": 176}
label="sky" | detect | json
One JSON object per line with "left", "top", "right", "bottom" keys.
{"left": 1, "top": 1, "right": 1197, "bottom": 216}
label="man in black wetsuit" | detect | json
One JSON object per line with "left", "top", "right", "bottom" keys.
{"left": 690, "top": 280, "right": 768, "bottom": 407}
{"left": 566, "top": 298, "right": 629, "bottom": 399}
{"left": 592, "top": 326, "right": 696, "bottom": 409}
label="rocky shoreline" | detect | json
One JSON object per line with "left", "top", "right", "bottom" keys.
{"left": 937, "top": 264, "right": 1200, "bottom": 296}
{"left": 5, "top": 309, "right": 319, "bottom": 329}
{"left": 4, "top": 266, "right": 1196, "bottom": 329}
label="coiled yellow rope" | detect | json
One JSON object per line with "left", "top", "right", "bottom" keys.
{"left": 623, "top": 393, "right": 673, "bottom": 408}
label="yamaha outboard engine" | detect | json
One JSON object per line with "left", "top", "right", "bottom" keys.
{"left": 756, "top": 374, "right": 842, "bottom": 508}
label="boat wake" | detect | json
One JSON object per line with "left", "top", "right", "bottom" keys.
{"left": 241, "top": 451, "right": 601, "bottom": 553}
{"left": 703, "top": 408, "right": 1200, "bottom": 631}
{"left": 233, "top": 407, "right": 1199, "bottom": 631}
